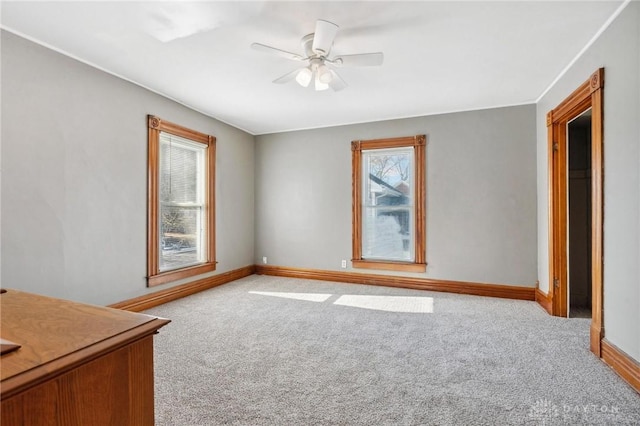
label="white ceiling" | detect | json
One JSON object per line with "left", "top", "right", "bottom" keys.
{"left": 0, "top": 1, "right": 625, "bottom": 135}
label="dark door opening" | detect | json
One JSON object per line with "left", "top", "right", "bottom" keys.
{"left": 568, "top": 109, "right": 592, "bottom": 318}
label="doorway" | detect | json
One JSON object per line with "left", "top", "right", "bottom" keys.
{"left": 547, "top": 68, "right": 604, "bottom": 356}
{"left": 568, "top": 109, "right": 592, "bottom": 318}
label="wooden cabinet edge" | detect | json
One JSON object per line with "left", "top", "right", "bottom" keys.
{"left": 1, "top": 318, "right": 169, "bottom": 400}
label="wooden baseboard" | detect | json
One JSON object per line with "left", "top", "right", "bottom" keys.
{"left": 255, "top": 265, "right": 535, "bottom": 301}
{"left": 108, "top": 265, "right": 255, "bottom": 312}
{"left": 601, "top": 339, "right": 640, "bottom": 394}
{"left": 535, "top": 288, "right": 553, "bottom": 314}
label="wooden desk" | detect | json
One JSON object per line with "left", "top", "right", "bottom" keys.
{"left": 0, "top": 289, "right": 170, "bottom": 425}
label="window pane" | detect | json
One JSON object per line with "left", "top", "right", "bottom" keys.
{"left": 363, "top": 148, "right": 413, "bottom": 207}
{"left": 160, "top": 133, "right": 203, "bottom": 204}
{"left": 362, "top": 147, "right": 414, "bottom": 262}
{"left": 159, "top": 205, "right": 205, "bottom": 272}
{"left": 363, "top": 207, "right": 413, "bottom": 261}
{"left": 158, "top": 132, "right": 206, "bottom": 272}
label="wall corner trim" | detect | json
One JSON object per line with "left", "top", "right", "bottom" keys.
{"left": 255, "top": 265, "right": 535, "bottom": 301}
{"left": 601, "top": 340, "right": 640, "bottom": 394}
{"left": 108, "top": 265, "right": 255, "bottom": 312}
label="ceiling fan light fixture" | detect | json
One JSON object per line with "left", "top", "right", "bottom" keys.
{"left": 314, "top": 71, "right": 329, "bottom": 91}
{"left": 295, "top": 67, "right": 313, "bottom": 87}
{"left": 317, "top": 64, "right": 333, "bottom": 84}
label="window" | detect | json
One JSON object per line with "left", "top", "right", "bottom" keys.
{"left": 147, "top": 115, "right": 216, "bottom": 286}
{"left": 352, "top": 135, "right": 426, "bottom": 272}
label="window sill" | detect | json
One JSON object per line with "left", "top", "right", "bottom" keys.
{"left": 352, "top": 260, "right": 426, "bottom": 273}
{"left": 148, "top": 262, "right": 216, "bottom": 287}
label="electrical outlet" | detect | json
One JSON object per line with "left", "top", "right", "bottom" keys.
{"left": 341, "top": 259, "right": 347, "bottom": 268}
{"left": 262, "top": 256, "right": 267, "bottom": 264}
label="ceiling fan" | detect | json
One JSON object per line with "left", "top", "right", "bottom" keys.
{"left": 251, "top": 19, "right": 384, "bottom": 92}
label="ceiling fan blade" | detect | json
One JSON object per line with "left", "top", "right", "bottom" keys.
{"left": 332, "top": 52, "right": 384, "bottom": 67}
{"left": 273, "top": 69, "right": 300, "bottom": 84}
{"left": 251, "top": 43, "right": 304, "bottom": 61}
{"left": 272, "top": 68, "right": 304, "bottom": 84}
{"left": 312, "top": 19, "right": 339, "bottom": 55}
{"left": 328, "top": 70, "right": 348, "bottom": 92}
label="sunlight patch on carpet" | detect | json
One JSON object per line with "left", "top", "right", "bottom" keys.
{"left": 333, "top": 295, "right": 434, "bottom": 313}
{"left": 249, "top": 291, "right": 332, "bottom": 302}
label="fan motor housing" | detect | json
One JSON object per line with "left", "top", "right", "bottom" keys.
{"left": 301, "top": 33, "right": 325, "bottom": 58}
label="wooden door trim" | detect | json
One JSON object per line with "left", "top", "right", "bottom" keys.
{"left": 589, "top": 79, "right": 604, "bottom": 356}
{"left": 547, "top": 68, "right": 604, "bottom": 357}
{"left": 551, "top": 120, "right": 568, "bottom": 318}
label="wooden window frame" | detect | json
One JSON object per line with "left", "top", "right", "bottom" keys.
{"left": 147, "top": 115, "right": 216, "bottom": 287}
{"left": 352, "top": 135, "right": 427, "bottom": 272}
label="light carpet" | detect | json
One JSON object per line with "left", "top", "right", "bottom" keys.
{"left": 144, "top": 275, "right": 640, "bottom": 425}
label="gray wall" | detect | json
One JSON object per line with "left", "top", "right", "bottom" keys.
{"left": 536, "top": 2, "right": 640, "bottom": 360}
{"left": 1, "top": 31, "right": 255, "bottom": 305}
{"left": 255, "top": 105, "right": 537, "bottom": 287}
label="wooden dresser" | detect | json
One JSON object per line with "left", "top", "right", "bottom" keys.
{"left": 0, "top": 289, "right": 170, "bottom": 425}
